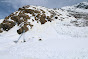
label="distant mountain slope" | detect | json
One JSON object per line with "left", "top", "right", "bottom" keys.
{"left": 75, "top": 2, "right": 88, "bottom": 9}
{"left": 62, "top": 2, "right": 88, "bottom": 12}
{"left": 62, "top": 2, "right": 88, "bottom": 27}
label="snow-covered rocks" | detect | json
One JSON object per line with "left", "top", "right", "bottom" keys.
{"left": 0, "top": 5, "right": 77, "bottom": 34}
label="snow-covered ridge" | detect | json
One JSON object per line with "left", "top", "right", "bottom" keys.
{"left": 0, "top": 5, "right": 76, "bottom": 34}
{"left": 0, "top": 3, "right": 88, "bottom": 36}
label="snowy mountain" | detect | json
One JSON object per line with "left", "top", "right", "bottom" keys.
{"left": 0, "top": 2, "right": 88, "bottom": 59}
{"left": 0, "top": 5, "right": 76, "bottom": 34}
{"left": 62, "top": 2, "right": 88, "bottom": 12}
{"left": 62, "top": 2, "right": 88, "bottom": 27}
{"left": 75, "top": 2, "right": 88, "bottom": 9}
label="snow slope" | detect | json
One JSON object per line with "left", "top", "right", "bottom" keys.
{"left": 0, "top": 19, "right": 88, "bottom": 59}
{"left": 0, "top": 2, "right": 88, "bottom": 59}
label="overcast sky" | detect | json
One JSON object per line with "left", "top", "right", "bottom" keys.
{"left": 0, "top": 0, "right": 88, "bottom": 19}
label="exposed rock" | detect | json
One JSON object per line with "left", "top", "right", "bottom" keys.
{"left": 0, "top": 5, "right": 72, "bottom": 34}
{"left": 17, "top": 25, "right": 29, "bottom": 34}
{"left": 40, "top": 14, "right": 47, "bottom": 24}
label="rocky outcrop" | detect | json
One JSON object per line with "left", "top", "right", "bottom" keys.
{"left": 0, "top": 5, "right": 58, "bottom": 34}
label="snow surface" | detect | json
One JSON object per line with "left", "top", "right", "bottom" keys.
{"left": 0, "top": 3, "right": 88, "bottom": 59}
{"left": 0, "top": 19, "right": 88, "bottom": 59}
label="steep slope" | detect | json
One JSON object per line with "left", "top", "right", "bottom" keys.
{"left": 0, "top": 5, "right": 76, "bottom": 34}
